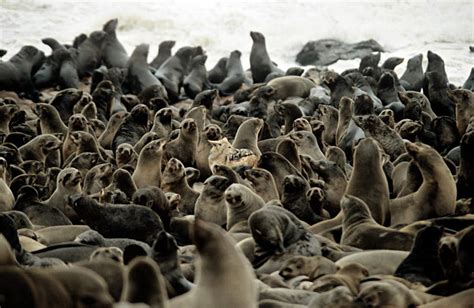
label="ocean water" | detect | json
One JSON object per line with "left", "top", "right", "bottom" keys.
{"left": 0, "top": 0, "right": 472, "bottom": 85}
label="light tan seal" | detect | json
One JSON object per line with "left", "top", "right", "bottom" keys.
{"left": 341, "top": 195, "right": 414, "bottom": 250}
{"left": 169, "top": 220, "right": 258, "bottom": 308}
{"left": 390, "top": 142, "right": 456, "bottom": 225}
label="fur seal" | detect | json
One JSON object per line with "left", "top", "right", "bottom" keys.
{"left": 340, "top": 195, "right": 414, "bottom": 250}
{"left": 394, "top": 225, "right": 445, "bottom": 285}
{"left": 279, "top": 255, "right": 338, "bottom": 280}
{"left": 457, "top": 131, "right": 474, "bottom": 199}
{"left": 150, "top": 230, "right": 193, "bottom": 297}
{"left": 208, "top": 137, "right": 258, "bottom": 170}
{"left": 122, "top": 256, "right": 169, "bottom": 307}
{"left": 250, "top": 205, "right": 321, "bottom": 274}
{"left": 289, "top": 130, "right": 325, "bottom": 161}
{"left": 161, "top": 158, "right": 199, "bottom": 215}
{"left": 132, "top": 139, "right": 163, "bottom": 189}
{"left": 101, "top": 18, "right": 128, "bottom": 68}
{"left": 183, "top": 54, "right": 209, "bottom": 99}
{"left": 281, "top": 175, "right": 321, "bottom": 224}
{"left": 217, "top": 50, "right": 245, "bottom": 95}
{"left": 249, "top": 31, "right": 284, "bottom": 83}
{"left": 112, "top": 104, "right": 149, "bottom": 153}
{"left": 42, "top": 167, "right": 82, "bottom": 220}
{"left": 69, "top": 194, "right": 163, "bottom": 245}
{"left": 155, "top": 46, "right": 194, "bottom": 102}
{"left": 390, "top": 142, "right": 456, "bottom": 225}
{"left": 257, "top": 152, "right": 301, "bottom": 196}
{"left": 336, "top": 250, "right": 409, "bottom": 275}
{"left": 244, "top": 167, "right": 279, "bottom": 202}
{"left": 194, "top": 175, "right": 231, "bottom": 226}
{"left": 400, "top": 53, "right": 424, "bottom": 91}
{"left": 346, "top": 137, "right": 390, "bottom": 225}
{"left": 448, "top": 88, "right": 474, "bottom": 136}
{"left": 169, "top": 220, "right": 257, "bottom": 308}
{"left": 353, "top": 114, "right": 406, "bottom": 160}
{"left": 0, "top": 45, "right": 44, "bottom": 100}
{"left": 208, "top": 56, "right": 228, "bottom": 83}
{"left": 19, "top": 134, "right": 62, "bottom": 167}
{"left": 150, "top": 40, "right": 176, "bottom": 69}
{"left": 0, "top": 157, "right": 15, "bottom": 211}
{"left": 225, "top": 183, "right": 265, "bottom": 232}
{"left": 125, "top": 44, "right": 163, "bottom": 95}
{"left": 0, "top": 104, "right": 19, "bottom": 135}
{"left": 232, "top": 117, "right": 263, "bottom": 156}
{"left": 163, "top": 118, "right": 198, "bottom": 167}
{"left": 76, "top": 30, "right": 106, "bottom": 77}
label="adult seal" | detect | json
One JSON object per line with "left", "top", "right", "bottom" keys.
{"left": 124, "top": 44, "right": 164, "bottom": 95}
{"left": 250, "top": 31, "right": 284, "bottom": 83}
{"left": 101, "top": 18, "right": 128, "bottom": 68}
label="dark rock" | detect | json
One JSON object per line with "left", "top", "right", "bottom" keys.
{"left": 296, "top": 39, "right": 384, "bottom": 66}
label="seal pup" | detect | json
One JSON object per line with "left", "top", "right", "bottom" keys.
{"left": 163, "top": 118, "right": 198, "bottom": 167}
{"left": 249, "top": 31, "right": 284, "bottom": 83}
{"left": 150, "top": 40, "right": 176, "bottom": 69}
{"left": 390, "top": 142, "right": 456, "bottom": 225}
{"left": 244, "top": 168, "right": 279, "bottom": 202}
{"left": 169, "top": 220, "right": 258, "bottom": 308}
{"left": 111, "top": 104, "right": 149, "bottom": 153}
{"left": 150, "top": 231, "right": 193, "bottom": 297}
{"left": 42, "top": 167, "right": 82, "bottom": 220}
{"left": 279, "top": 255, "right": 338, "bottom": 280}
{"left": 340, "top": 195, "right": 414, "bottom": 250}
{"left": 225, "top": 183, "right": 265, "bottom": 232}
{"left": 194, "top": 175, "right": 231, "bottom": 226}
{"left": 161, "top": 158, "right": 199, "bottom": 215}
{"left": 132, "top": 139, "right": 163, "bottom": 189}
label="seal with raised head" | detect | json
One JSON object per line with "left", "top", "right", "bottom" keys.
{"left": 217, "top": 50, "right": 246, "bottom": 95}
{"left": 76, "top": 30, "right": 106, "bottom": 77}
{"left": 400, "top": 53, "right": 424, "bottom": 91}
{"left": 195, "top": 175, "right": 232, "bottom": 226}
{"left": 183, "top": 54, "right": 209, "bottom": 99}
{"left": 244, "top": 168, "right": 279, "bottom": 202}
{"left": 390, "top": 142, "right": 456, "bottom": 225}
{"left": 101, "top": 18, "right": 128, "bottom": 68}
{"left": 225, "top": 183, "right": 265, "bottom": 233}
{"left": 150, "top": 40, "right": 176, "bottom": 69}
{"left": 155, "top": 46, "right": 194, "bottom": 102}
{"left": 208, "top": 56, "right": 228, "bottom": 83}
{"left": 249, "top": 31, "right": 284, "bottom": 83}
{"left": 161, "top": 158, "right": 199, "bottom": 215}
{"left": 124, "top": 44, "right": 163, "bottom": 95}
{"left": 132, "top": 139, "right": 163, "bottom": 189}
{"left": 169, "top": 220, "right": 258, "bottom": 308}
{"left": 0, "top": 45, "right": 44, "bottom": 100}
{"left": 340, "top": 195, "right": 414, "bottom": 251}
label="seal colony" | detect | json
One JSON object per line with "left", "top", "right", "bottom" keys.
{"left": 0, "top": 18, "right": 473, "bottom": 307}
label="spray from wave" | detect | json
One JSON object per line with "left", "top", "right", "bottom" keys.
{"left": 0, "top": 0, "right": 472, "bottom": 84}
